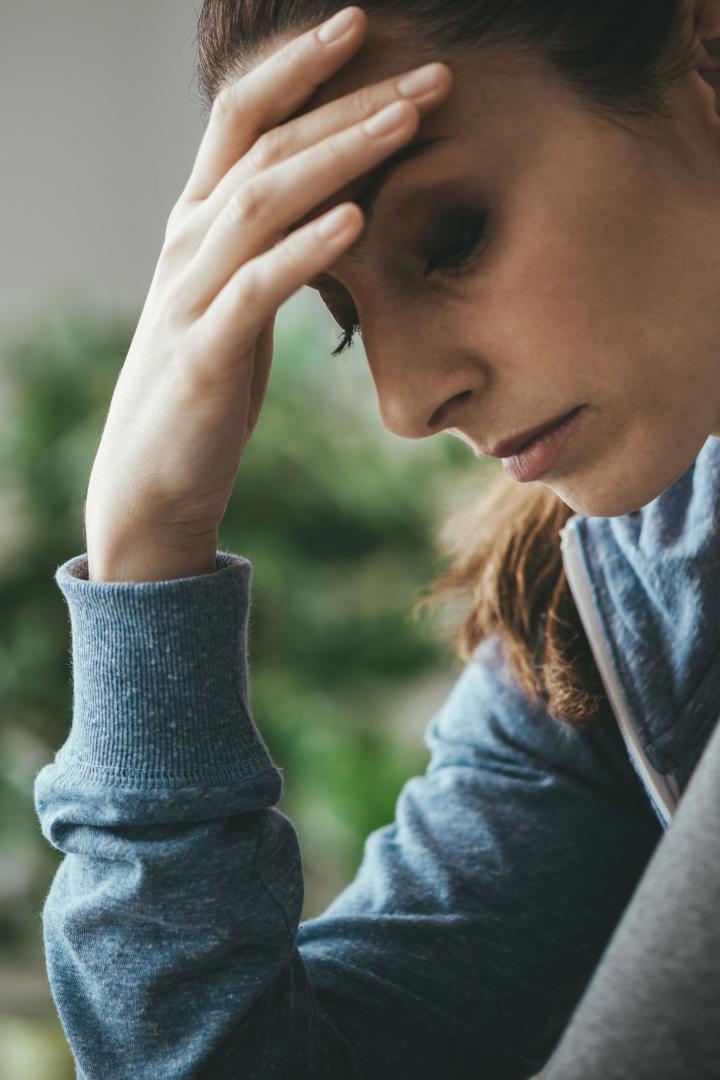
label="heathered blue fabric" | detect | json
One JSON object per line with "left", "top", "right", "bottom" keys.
{"left": 35, "top": 437, "right": 720, "bottom": 1078}
{"left": 560, "top": 436, "right": 720, "bottom": 795}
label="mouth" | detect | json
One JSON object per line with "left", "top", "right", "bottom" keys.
{"left": 500, "top": 405, "right": 587, "bottom": 484}
{"left": 484, "top": 406, "right": 586, "bottom": 459}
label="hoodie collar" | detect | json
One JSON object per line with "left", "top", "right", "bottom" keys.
{"left": 560, "top": 436, "right": 720, "bottom": 794}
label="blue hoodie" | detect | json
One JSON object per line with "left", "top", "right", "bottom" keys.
{"left": 33, "top": 435, "right": 720, "bottom": 1079}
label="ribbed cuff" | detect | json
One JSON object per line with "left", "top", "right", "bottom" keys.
{"left": 51, "top": 550, "right": 280, "bottom": 791}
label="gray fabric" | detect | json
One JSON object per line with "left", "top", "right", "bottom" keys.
{"left": 544, "top": 714, "right": 720, "bottom": 1080}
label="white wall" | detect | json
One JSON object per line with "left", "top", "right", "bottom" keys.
{"left": 0, "top": 0, "right": 221, "bottom": 337}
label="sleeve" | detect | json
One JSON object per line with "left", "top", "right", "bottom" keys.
{"left": 34, "top": 551, "right": 663, "bottom": 1080}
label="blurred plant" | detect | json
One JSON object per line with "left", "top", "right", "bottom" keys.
{"left": 0, "top": 293, "right": 492, "bottom": 974}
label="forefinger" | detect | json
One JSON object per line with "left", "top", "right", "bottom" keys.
{"left": 181, "top": 6, "right": 368, "bottom": 203}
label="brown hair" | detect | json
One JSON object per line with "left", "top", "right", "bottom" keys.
{"left": 193, "top": 0, "right": 703, "bottom": 728}
{"left": 414, "top": 469, "right": 608, "bottom": 728}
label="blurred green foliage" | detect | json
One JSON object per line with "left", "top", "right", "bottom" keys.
{"left": 0, "top": 294, "right": 494, "bottom": 989}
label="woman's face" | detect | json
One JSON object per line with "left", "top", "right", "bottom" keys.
{"left": 251, "top": 10, "right": 720, "bottom": 517}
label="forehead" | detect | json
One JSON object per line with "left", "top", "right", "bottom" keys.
{"left": 228, "top": 28, "right": 570, "bottom": 239}
{"left": 241, "top": 25, "right": 462, "bottom": 224}
{"left": 230, "top": 24, "right": 558, "bottom": 145}
{"left": 292, "top": 24, "right": 438, "bottom": 112}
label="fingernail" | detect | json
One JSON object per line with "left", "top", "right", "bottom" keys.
{"left": 397, "top": 63, "right": 443, "bottom": 99}
{"left": 317, "top": 7, "right": 356, "bottom": 44}
{"left": 363, "top": 101, "right": 407, "bottom": 137}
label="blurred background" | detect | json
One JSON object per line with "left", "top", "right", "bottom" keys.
{"left": 0, "top": 2, "right": 497, "bottom": 1075}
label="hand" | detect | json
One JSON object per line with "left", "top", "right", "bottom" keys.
{"left": 84, "top": 5, "right": 451, "bottom": 581}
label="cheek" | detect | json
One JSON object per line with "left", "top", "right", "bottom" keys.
{"left": 487, "top": 179, "right": 708, "bottom": 408}
{"left": 510, "top": 215, "right": 720, "bottom": 517}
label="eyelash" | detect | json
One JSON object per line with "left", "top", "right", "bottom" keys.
{"left": 331, "top": 211, "right": 488, "bottom": 357}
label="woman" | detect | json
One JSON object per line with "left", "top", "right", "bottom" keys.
{"left": 34, "top": 1, "right": 720, "bottom": 1076}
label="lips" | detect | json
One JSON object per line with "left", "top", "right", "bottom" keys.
{"left": 487, "top": 406, "right": 585, "bottom": 459}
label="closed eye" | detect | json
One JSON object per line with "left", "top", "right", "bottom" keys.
{"left": 422, "top": 209, "right": 488, "bottom": 275}
{"left": 331, "top": 209, "right": 489, "bottom": 357}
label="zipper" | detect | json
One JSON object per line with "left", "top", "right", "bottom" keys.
{"left": 560, "top": 521, "right": 678, "bottom": 829}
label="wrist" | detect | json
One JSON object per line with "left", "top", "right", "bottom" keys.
{"left": 87, "top": 535, "right": 219, "bottom": 583}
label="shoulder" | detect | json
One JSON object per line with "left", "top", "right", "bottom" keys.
{"left": 424, "top": 635, "right": 655, "bottom": 817}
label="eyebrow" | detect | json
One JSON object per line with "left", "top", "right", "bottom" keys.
{"left": 307, "top": 135, "right": 447, "bottom": 283}
{"left": 353, "top": 134, "right": 446, "bottom": 220}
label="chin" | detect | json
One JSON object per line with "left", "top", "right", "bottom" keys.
{"left": 545, "top": 437, "right": 711, "bottom": 519}
{"left": 546, "top": 482, "right": 648, "bottom": 518}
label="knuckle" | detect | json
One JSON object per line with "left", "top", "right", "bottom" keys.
{"left": 162, "top": 213, "right": 197, "bottom": 259}
{"left": 161, "top": 221, "right": 181, "bottom": 261}
{"left": 165, "top": 199, "right": 184, "bottom": 231}
{"left": 158, "top": 281, "right": 188, "bottom": 327}
{"left": 271, "top": 235, "right": 297, "bottom": 277}
{"left": 227, "top": 181, "right": 264, "bottom": 226}
{"left": 249, "top": 127, "right": 285, "bottom": 170}
{"left": 212, "top": 83, "right": 237, "bottom": 119}
{"left": 275, "top": 32, "right": 310, "bottom": 73}
{"left": 232, "top": 265, "right": 262, "bottom": 310}
{"left": 323, "top": 134, "right": 348, "bottom": 169}
{"left": 158, "top": 262, "right": 202, "bottom": 322}
{"left": 354, "top": 85, "right": 380, "bottom": 118}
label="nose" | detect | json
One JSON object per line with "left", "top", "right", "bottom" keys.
{"left": 380, "top": 386, "right": 476, "bottom": 438}
{"left": 371, "top": 338, "right": 486, "bottom": 438}
{"left": 328, "top": 279, "right": 489, "bottom": 439}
